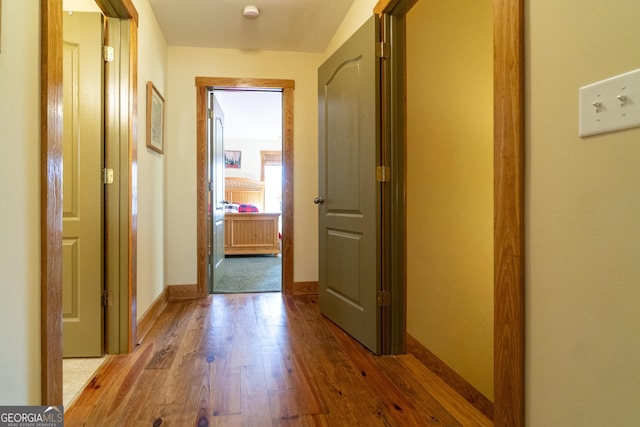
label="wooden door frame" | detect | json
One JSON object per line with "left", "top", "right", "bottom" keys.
{"left": 195, "top": 78, "right": 295, "bottom": 296}
{"left": 375, "top": 0, "right": 525, "bottom": 425}
{"left": 40, "top": 0, "right": 138, "bottom": 404}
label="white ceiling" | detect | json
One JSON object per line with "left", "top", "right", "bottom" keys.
{"left": 214, "top": 90, "right": 283, "bottom": 141}
{"left": 147, "top": 1, "right": 355, "bottom": 140}
{"left": 147, "top": 0, "right": 355, "bottom": 53}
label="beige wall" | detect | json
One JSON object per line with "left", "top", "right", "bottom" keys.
{"left": 165, "top": 48, "right": 323, "bottom": 284}
{"left": 526, "top": 0, "right": 640, "bottom": 424}
{"left": 132, "top": 0, "right": 168, "bottom": 319}
{"left": 323, "top": 0, "right": 378, "bottom": 58}
{"left": 406, "top": 0, "right": 494, "bottom": 399}
{"left": 0, "top": 0, "right": 42, "bottom": 405}
{"left": 63, "top": 0, "right": 100, "bottom": 11}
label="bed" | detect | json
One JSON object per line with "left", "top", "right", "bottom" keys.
{"left": 224, "top": 177, "right": 280, "bottom": 255}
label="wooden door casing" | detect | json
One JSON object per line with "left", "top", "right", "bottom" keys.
{"left": 195, "top": 78, "right": 295, "bottom": 297}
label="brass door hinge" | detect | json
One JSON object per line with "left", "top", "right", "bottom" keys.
{"left": 103, "top": 46, "right": 114, "bottom": 62}
{"left": 102, "top": 168, "right": 114, "bottom": 184}
{"left": 376, "top": 42, "right": 390, "bottom": 58}
{"left": 377, "top": 290, "right": 391, "bottom": 307}
{"left": 376, "top": 166, "right": 391, "bottom": 182}
{"left": 102, "top": 290, "right": 109, "bottom": 307}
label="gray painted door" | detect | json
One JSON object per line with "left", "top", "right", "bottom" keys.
{"left": 209, "top": 92, "right": 226, "bottom": 292}
{"left": 317, "top": 16, "right": 381, "bottom": 353}
{"left": 62, "top": 12, "right": 104, "bottom": 357}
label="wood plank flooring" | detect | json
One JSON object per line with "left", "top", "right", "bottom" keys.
{"left": 65, "top": 293, "right": 492, "bottom": 426}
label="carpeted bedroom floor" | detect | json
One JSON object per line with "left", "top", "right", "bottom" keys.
{"left": 214, "top": 255, "right": 282, "bottom": 293}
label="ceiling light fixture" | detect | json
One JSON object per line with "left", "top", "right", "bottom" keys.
{"left": 242, "top": 5, "right": 260, "bottom": 19}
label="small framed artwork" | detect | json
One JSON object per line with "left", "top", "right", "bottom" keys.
{"left": 224, "top": 150, "right": 241, "bottom": 168}
{"left": 146, "top": 81, "right": 165, "bottom": 154}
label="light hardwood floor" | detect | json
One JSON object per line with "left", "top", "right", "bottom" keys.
{"left": 65, "top": 293, "right": 492, "bottom": 426}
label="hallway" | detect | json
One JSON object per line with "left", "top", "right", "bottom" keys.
{"left": 64, "top": 293, "right": 491, "bottom": 426}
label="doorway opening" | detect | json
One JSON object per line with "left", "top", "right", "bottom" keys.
{"left": 405, "top": 0, "right": 494, "bottom": 403}
{"left": 195, "top": 77, "right": 295, "bottom": 298}
{"left": 53, "top": 0, "right": 138, "bottom": 407}
{"left": 211, "top": 90, "right": 284, "bottom": 294}
{"left": 377, "top": 0, "right": 525, "bottom": 423}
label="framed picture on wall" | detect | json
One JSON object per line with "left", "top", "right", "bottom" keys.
{"left": 146, "top": 81, "right": 165, "bottom": 154}
{"left": 224, "top": 150, "right": 241, "bottom": 168}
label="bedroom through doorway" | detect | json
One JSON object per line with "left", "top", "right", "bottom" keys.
{"left": 211, "top": 89, "right": 284, "bottom": 294}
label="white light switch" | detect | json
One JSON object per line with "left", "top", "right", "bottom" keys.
{"left": 579, "top": 68, "right": 640, "bottom": 137}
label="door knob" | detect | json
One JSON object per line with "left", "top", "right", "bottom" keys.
{"left": 313, "top": 197, "right": 325, "bottom": 205}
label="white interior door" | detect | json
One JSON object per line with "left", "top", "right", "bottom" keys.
{"left": 209, "top": 92, "right": 226, "bottom": 291}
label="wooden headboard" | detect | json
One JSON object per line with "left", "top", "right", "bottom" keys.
{"left": 224, "top": 177, "right": 265, "bottom": 212}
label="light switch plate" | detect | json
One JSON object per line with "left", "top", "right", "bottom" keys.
{"left": 579, "top": 68, "right": 640, "bottom": 137}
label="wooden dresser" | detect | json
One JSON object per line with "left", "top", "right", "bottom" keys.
{"left": 224, "top": 212, "right": 280, "bottom": 255}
